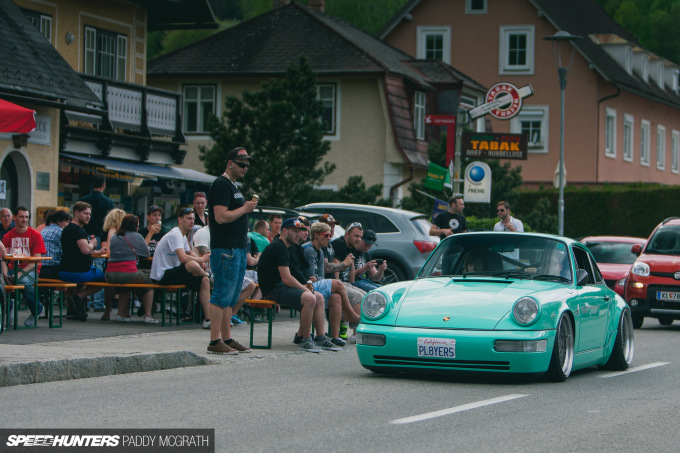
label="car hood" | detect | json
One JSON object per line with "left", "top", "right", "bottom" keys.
{"left": 394, "top": 278, "right": 566, "bottom": 329}
{"left": 597, "top": 263, "right": 632, "bottom": 280}
{"left": 638, "top": 254, "right": 680, "bottom": 271}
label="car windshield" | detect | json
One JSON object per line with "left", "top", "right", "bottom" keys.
{"left": 418, "top": 233, "right": 572, "bottom": 283}
{"left": 583, "top": 241, "right": 641, "bottom": 264}
{"left": 645, "top": 225, "right": 680, "bottom": 255}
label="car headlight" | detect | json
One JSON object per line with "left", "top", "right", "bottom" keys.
{"left": 617, "top": 277, "right": 626, "bottom": 287}
{"left": 631, "top": 261, "right": 649, "bottom": 277}
{"left": 512, "top": 297, "right": 539, "bottom": 325}
{"left": 363, "top": 292, "right": 388, "bottom": 319}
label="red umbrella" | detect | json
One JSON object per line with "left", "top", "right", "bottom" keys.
{"left": 0, "top": 98, "right": 36, "bottom": 133}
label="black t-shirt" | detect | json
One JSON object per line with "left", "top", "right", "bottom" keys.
{"left": 287, "top": 243, "right": 308, "bottom": 285}
{"left": 138, "top": 226, "right": 166, "bottom": 269}
{"left": 257, "top": 238, "right": 290, "bottom": 297}
{"left": 208, "top": 176, "right": 248, "bottom": 249}
{"left": 331, "top": 237, "right": 355, "bottom": 282}
{"left": 80, "top": 191, "right": 115, "bottom": 238}
{"left": 434, "top": 212, "right": 467, "bottom": 239}
{"left": 60, "top": 222, "right": 92, "bottom": 273}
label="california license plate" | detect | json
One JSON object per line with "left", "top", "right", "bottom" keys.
{"left": 657, "top": 291, "right": 680, "bottom": 301}
{"left": 417, "top": 337, "right": 456, "bottom": 358}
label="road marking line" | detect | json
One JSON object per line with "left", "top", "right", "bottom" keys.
{"left": 389, "top": 393, "right": 527, "bottom": 425}
{"left": 599, "top": 361, "right": 670, "bottom": 378}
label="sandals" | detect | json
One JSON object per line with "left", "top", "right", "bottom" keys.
{"left": 144, "top": 317, "right": 159, "bottom": 324}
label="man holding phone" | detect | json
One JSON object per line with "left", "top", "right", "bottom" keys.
{"left": 350, "top": 229, "right": 387, "bottom": 293}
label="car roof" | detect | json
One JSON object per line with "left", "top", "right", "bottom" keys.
{"left": 296, "top": 202, "right": 428, "bottom": 218}
{"left": 580, "top": 236, "right": 647, "bottom": 244}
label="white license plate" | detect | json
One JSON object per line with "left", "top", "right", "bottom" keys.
{"left": 417, "top": 337, "right": 456, "bottom": 358}
{"left": 657, "top": 291, "right": 680, "bottom": 301}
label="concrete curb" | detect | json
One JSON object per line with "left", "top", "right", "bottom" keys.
{"left": 0, "top": 351, "right": 211, "bottom": 388}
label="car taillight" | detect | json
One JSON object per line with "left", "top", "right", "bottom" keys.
{"left": 413, "top": 240, "right": 437, "bottom": 254}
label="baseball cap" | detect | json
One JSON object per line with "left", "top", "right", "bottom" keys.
{"left": 318, "top": 213, "right": 336, "bottom": 225}
{"left": 282, "top": 216, "right": 306, "bottom": 230}
{"left": 226, "top": 147, "right": 252, "bottom": 163}
{"left": 147, "top": 205, "right": 164, "bottom": 215}
{"left": 362, "top": 229, "right": 377, "bottom": 245}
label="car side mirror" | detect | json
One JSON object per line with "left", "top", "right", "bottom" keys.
{"left": 576, "top": 269, "right": 590, "bottom": 286}
{"left": 631, "top": 244, "right": 643, "bottom": 255}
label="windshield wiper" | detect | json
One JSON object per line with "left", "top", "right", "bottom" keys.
{"left": 489, "top": 270, "right": 533, "bottom": 279}
{"left": 532, "top": 274, "right": 571, "bottom": 283}
{"left": 462, "top": 271, "right": 498, "bottom": 277}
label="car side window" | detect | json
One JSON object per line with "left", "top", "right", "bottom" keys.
{"left": 572, "top": 246, "right": 594, "bottom": 285}
{"left": 367, "top": 212, "right": 399, "bottom": 233}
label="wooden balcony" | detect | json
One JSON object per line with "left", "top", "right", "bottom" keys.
{"left": 80, "top": 75, "right": 185, "bottom": 143}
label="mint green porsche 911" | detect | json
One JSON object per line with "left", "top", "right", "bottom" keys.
{"left": 356, "top": 232, "right": 634, "bottom": 381}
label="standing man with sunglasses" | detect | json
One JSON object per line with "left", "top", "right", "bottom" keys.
{"left": 206, "top": 147, "right": 257, "bottom": 354}
{"left": 493, "top": 201, "right": 524, "bottom": 232}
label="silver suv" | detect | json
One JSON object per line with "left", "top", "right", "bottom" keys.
{"left": 295, "top": 202, "right": 439, "bottom": 283}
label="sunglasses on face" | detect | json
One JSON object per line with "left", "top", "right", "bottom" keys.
{"left": 234, "top": 161, "right": 250, "bottom": 169}
{"left": 497, "top": 209, "right": 506, "bottom": 212}
{"left": 321, "top": 233, "right": 332, "bottom": 239}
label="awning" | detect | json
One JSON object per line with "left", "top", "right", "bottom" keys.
{"left": 61, "top": 153, "right": 216, "bottom": 184}
{"left": 0, "top": 98, "right": 36, "bottom": 133}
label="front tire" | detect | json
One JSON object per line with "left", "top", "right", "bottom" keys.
{"left": 545, "top": 313, "right": 574, "bottom": 382}
{"left": 632, "top": 315, "right": 644, "bottom": 329}
{"left": 604, "top": 309, "right": 634, "bottom": 370}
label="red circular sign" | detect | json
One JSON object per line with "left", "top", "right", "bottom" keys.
{"left": 486, "top": 83, "right": 523, "bottom": 120}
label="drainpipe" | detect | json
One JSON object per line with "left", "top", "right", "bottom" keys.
{"left": 596, "top": 87, "right": 621, "bottom": 183}
{"left": 389, "top": 165, "right": 415, "bottom": 206}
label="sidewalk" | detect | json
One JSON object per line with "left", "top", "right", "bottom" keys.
{"left": 0, "top": 311, "right": 304, "bottom": 388}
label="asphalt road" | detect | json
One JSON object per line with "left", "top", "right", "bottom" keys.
{"left": 2, "top": 324, "right": 679, "bottom": 453}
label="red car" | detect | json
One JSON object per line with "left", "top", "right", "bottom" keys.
{"left": 581, "top": 236, "right": 646, "bottom": 297}
{"left": 624, "top": 217, "right": 680, "bottom": 328}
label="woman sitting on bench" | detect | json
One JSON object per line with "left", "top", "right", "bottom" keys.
{"left": 105, "top": 214, "right": 158, "bottom": 324}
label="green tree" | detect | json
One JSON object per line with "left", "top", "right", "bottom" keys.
{"left": 523, "top": 197, "right": 557, "bottom": 234}
{"left": 200, "top": 55, "right": 334, "bottom": 207}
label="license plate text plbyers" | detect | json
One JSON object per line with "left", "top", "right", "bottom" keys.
{"left": 417, "top": 337, "right": 456, "bottom": 358}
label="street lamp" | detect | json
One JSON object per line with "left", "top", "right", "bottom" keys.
{"left": 544, "top": 31, "right": 581, "bottom": 236}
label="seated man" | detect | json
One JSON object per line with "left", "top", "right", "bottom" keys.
{"left": 39, "top": 210, "right": 72, "bottom": 280}
{"left": 303, "top": 222, "right": 361, "bottom": 346}
{"left": 58, "top": 202, "right": 110, "bottom": 321}
{"left": 150, "top": 208, "right": 211, "bottom": 328}
{"left": 258, "top": 217, "right": 341, "bottom": 352}
{"left": 349, "top": 229, "right": 387, "bottom": 293}
{"left": 1, "top": 206, "right": 47, "bottom": 326}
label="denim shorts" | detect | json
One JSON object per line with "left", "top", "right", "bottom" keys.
{"left": 312, "top": 279, "right": 333, "bottom": 306}
{"left": 210, "top": 247, "right": 247, "bottom": 308}
{"left": 59, "top": 267, "right": 106, "bottom": 284}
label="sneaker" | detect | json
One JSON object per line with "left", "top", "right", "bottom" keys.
{"left": 114, "top": 315, "right": 131, "bottom": 323}
{"left": 207, "top": 341, "right": 239, "bottom": 355}
{"left": 331, "top": 337, "right": 346, "bottom": 347}
{"left": 202, "top": 319, "right": 211, "bottom": 329}
{"left": 314, "top": 334, "right": 342, "bottom": 351}
{"left": 293, "top": 333, "right": 303, "bottom": 345}
{"left": 339, "top": 322, "right": 349, "bottom": 339}
{"left": 299, "top": 337, "right": 322, "bottom": 353}
{"left": 349, "top": 335, "right": 357, "bottom": 344}
{"left": 231, "top": 315, "right": 246, "bottom": 326}
{"left": 143, "top": 317, "right": 159, "bottom": 324}
{"left": 24, "top": 305, "right": 44, "bottom": 327}
{"left": 226, "top": 339, "right": 251, "bottom": 353}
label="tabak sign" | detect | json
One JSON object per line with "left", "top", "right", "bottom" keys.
{"left": 461, "top": 132, "right": 528, "bottom": 160}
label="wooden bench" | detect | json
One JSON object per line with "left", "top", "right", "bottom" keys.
{"left": 83, "top": 282, "right": 187, "bottom": 326}
{"left": 2, "top": 285, "right": 25, "bottom": 330}
{"left": 245, "top": 299, "right": 278, "bottom": 349}
{"left": 37, "top": 281, "right": 77, "bottom": 328}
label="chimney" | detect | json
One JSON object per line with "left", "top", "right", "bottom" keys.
{"left": 307, "top": 0, "right": 325, "bottom": 12}
{"left": 273, "top": 0, "right": 290, "bottom": 8}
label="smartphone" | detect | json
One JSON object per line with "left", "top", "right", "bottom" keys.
{"left": 374, "top": 259, "right": 384, "bottom": 267}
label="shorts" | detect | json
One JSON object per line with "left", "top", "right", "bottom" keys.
{"left": 240, "top": 276, "right": 254, "bottom": 292}
{"left": 244, "top": 269, "right": 258, "bottom": 284}
{"left": 156, "top": 263, "right": 204, "bottom": 292}
{"left": 209, "top": 247, "right": 247, "bottom": 308}
{"left": 59, "top": 267, "right": 105, "bottom": 284}
{"left": 312, "top": 279, "right": 333, "bottom": 306}
{"left": 265, "top": 282, "right": 304, "bottom": 311}
{"left": 341, "top": 282, "right": 365, "bottom": 307}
